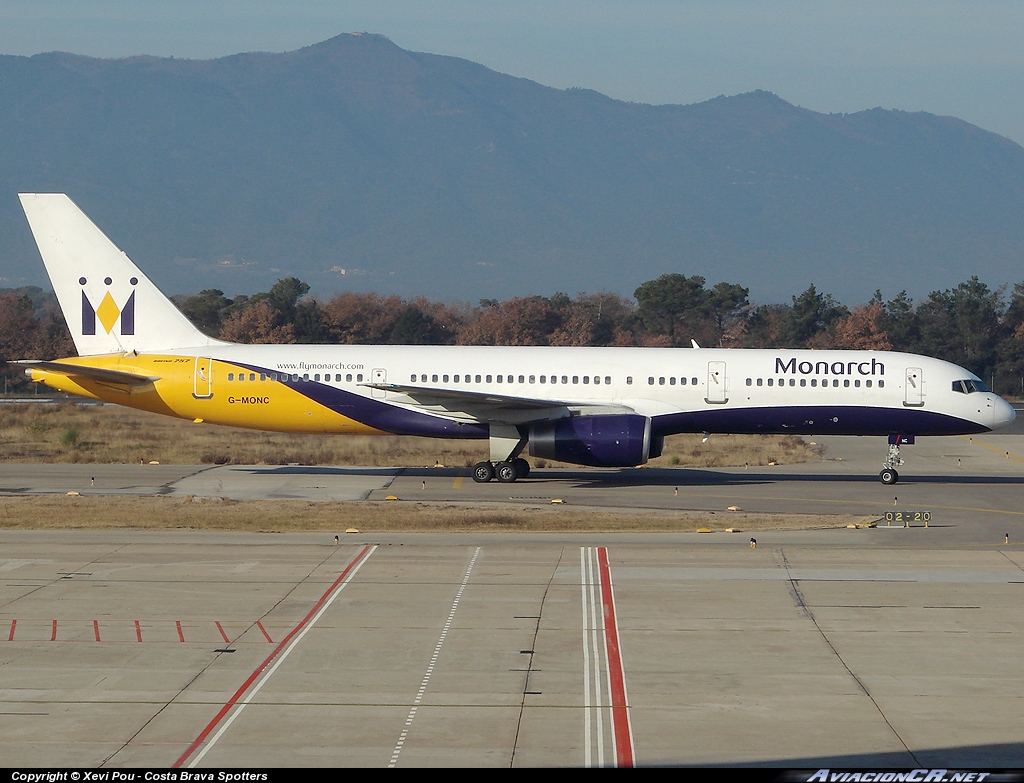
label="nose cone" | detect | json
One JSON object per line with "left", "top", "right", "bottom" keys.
{"left": 992, "top": 396, "right": 1017, "bottom": 430}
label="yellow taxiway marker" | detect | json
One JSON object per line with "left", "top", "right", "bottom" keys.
{"left": 960, "top": 434, "right": 1024, "bottom": 463}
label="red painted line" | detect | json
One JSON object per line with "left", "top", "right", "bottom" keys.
{"left": 215, "top": 622, "right": 230, "bottom": 643}
{"left": 51, "top": 620, "right": 57, "bottom": 642}
{"left": 256, "top": 621, "right": 273, "bottom": 643}
{"left": 93, "top": 620, "right": 101, "bottom": 642}
{"left": 7, "top": 620, "right": 15, "bottom": 641}
{"left": 135, "top": 620, "right": 143, "bottom": 642}
{"left": 176, "top": 621, "right": 185, "bottom": 643}
{"left": 173, "top": 545, "right": 373, "bottom": 768}
{"left": 597, "top": 546, "right": 634, "bottom": 768}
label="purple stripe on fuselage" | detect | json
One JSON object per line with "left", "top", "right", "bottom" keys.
{"left": 231, "top": 362, "right": 488, "bottom": 439}
{"left": 651, "top": 405, "right": 987, "bottom": 437}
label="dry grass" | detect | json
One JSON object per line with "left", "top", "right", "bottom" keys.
{"left": 0, "top": 402, "right": 821, "bottom": 468}
{"left": 0, "top": 495, "right": 871, "bottom": 533}
{"left": 0, "top": 404, "right": 841, "bottom": 533}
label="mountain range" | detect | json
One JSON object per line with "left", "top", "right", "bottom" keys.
{"left": 2, "top": 32, "right": 1023, "bottom": 304}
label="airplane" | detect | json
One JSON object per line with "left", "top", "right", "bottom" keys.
{"left": 13, "top": 192, "right": 1016, "bottom": 485}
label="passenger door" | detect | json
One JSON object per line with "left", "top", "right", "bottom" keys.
{"left": 904, "top": 366, "right": 924, "bottom": 407}
{"left": 705, "top": 361, "right": 728, "bottom": 404}
{"left": 193, "top": 357, "right": 213, "bottom": 399}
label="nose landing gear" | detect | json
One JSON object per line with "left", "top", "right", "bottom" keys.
{"left": 879, "top": 439, "right": 907, "bottom": 484}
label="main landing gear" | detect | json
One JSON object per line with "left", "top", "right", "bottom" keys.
{"left": 472, "top": 458, "right": 531, "bottom": 483}
{"left": 472, "top": 423, "right": 531, "bottom": 483}
{"left": 879, "top": 442, "right": 905, "bottom": 485}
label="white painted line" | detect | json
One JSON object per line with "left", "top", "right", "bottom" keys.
{"left": 174, "top": 545, "right": 376, "bottom": 768}
{"left": 389, "top": 546, "right": 481, "bottom": 768}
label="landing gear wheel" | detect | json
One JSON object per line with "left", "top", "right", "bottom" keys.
{"left": 495, "top": 461, "right": 519, "bottom": 483}
{"left": 472, "top": 461, "right": 495, "bottom": 483}
{"left": 513, "top": 458, "right": 530, "bottom": 478}
{"left": 879, "top": 468, "right": 899, "bottom": 485}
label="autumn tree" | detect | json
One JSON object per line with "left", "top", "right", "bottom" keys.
{"left": 219, "top": 300, "right": 296, "bottom": 344}
{"left": 818, "top": 303, "right": 892, "bottom": 350}
{"left": 456, "top": 296, "right": 563, "bottom": 346}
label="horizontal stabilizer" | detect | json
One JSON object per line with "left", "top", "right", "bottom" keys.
{"left": 17, "top": 360, "right": 160, "bottom": 386}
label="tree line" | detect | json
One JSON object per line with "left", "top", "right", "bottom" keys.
{"left": 3, "top": 274, "right": 1024, "bottom": 396}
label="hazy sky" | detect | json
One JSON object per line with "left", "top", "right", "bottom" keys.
{"left": 3, "top": 1, "right": 1023, "bottom": 144}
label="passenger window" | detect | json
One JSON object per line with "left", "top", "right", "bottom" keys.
{"left": 432, "top": 374, "right": 438, "bottom": 382}
{"left": 789, "top": 379, "right": 795, "bottom": 387}
{"left": 475, "top": 375, "right": 482, "bottom": 383}
{"left": 854, "top": 380, "right": 861, "bottom": 388}
{"left": 648, "top": 377, "right": 655, "bottom": 385}
{"left": 756, "top": 378, "right": 763, "bottom": 387}
{"left": 767, "top": 378, "right": 773, "bottom": 387}
{"left": 593, "top": 376, "right": 600, "bottom": 385}
{"left": 800, "top": 379, "right": 806, "bottom": 387}
{"left": 745, "top": 378, "right": 751, "bottom": 386}
{"left": 605, "top": 377, "right": 611, "bottom": 385}
{"left": 357, "top": 374, "right": 363, "bottom": 382}
{"left": 572, "top": 376, "right": 579, "bottom": 384}
{"left": 658, "top": 377, "right": 665, "bottom": 385}
{"left": 680, "top": 377, "right": 687, "bottom": 386}
{"left": 346, "top": 374, "right": 352, "bottom": 382}
{"left": 626, "top": 376, "right": 632, "bottom": 385}
{"left": 878, "top": 380, "right": 884, "bottom": 388}
{"left": 529, "top": 375, "right": 535, "bottom": 383}
{"left": 583, "top": 376, "right": 590, "bottom": 384}
{"left": 692, "top": 378, "right": 698, "bottom": 386}
{"left": 810, "top": 379, "right": 816, "bottom": 387}
{"left": 227, "top": 373, "right": 235, "bottom": 381}
{"left": 519, "top": 375, "right": 525, "bottom": 383}
{"left": 866, "top": 380, "right": 872, "bottom": 388}
{"left": 540, "top": 375, "right": 546, "bottom": 383}
{"left": 261, "top": 374, "right": 267, "bottom": 381}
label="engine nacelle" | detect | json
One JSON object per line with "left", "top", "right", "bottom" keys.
{"left": 529, "top": 414, "right": 658, "bottom": 468}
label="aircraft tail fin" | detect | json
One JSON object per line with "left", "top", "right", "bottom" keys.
{"left": 19, "top": 193, "right": 226, "bottom": 356}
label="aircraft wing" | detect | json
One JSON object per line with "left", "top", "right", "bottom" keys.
{"left": 15, "top": 360, "right": 161, "bottom": 386}
{"left": 361, "top": 382, "right": 636, "bottom": 422}
{"left": 361, "top": 382, "right": 580, "bottom": 409}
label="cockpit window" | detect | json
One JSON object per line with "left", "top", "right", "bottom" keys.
{"left": 952, "top": 379, "right": 990, "bottom": 394}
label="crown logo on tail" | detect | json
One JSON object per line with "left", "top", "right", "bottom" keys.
{"left": 80, "top": 276, "right": 137, "bottom": 335}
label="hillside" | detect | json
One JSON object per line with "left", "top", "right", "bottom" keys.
{"left": 1, "top": 33, "right": 1023, "bottom": 303}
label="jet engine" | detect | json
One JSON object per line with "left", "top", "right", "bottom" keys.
{"left": 529, "top": 414, "right": 661, "bottom": 468}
